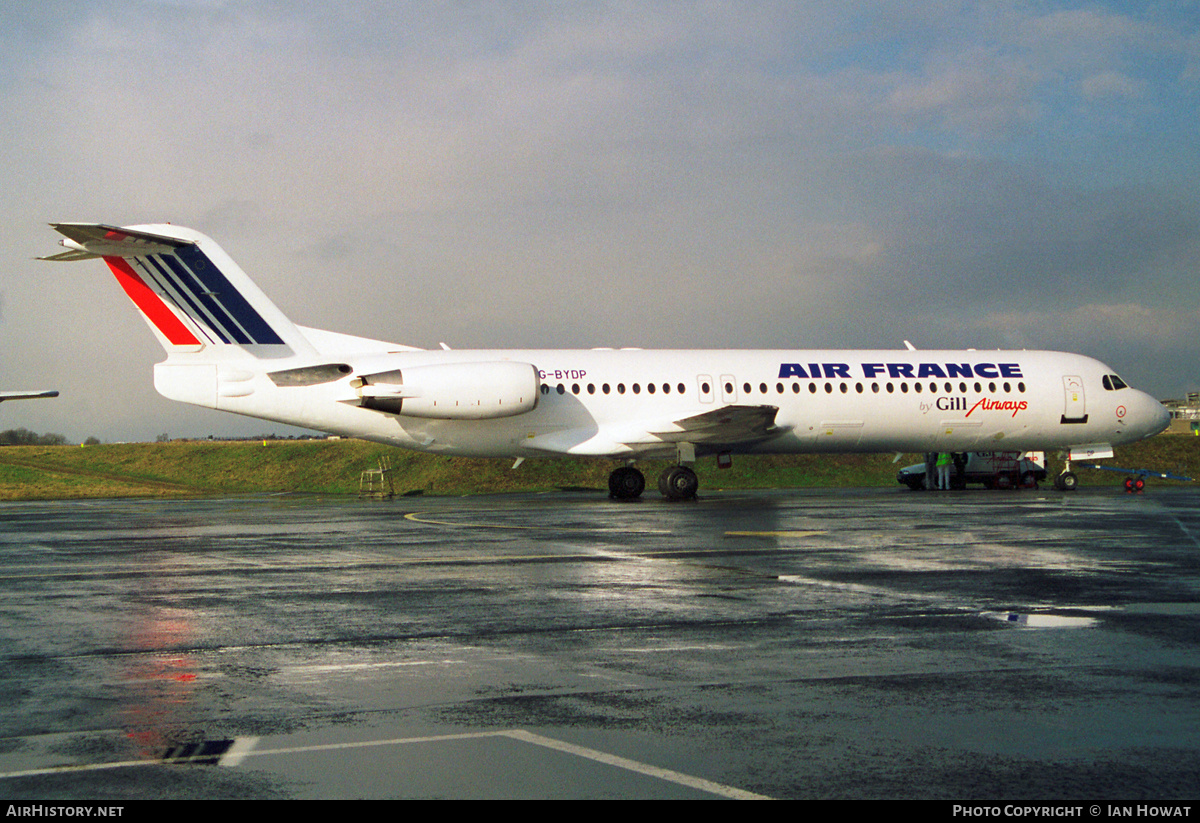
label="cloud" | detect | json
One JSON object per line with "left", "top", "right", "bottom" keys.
{"left": 1080, "top": 70, "right": 1144, "bottom": 99}
{"left": 1, "top": 2, "right": 1198, "bottom": 441}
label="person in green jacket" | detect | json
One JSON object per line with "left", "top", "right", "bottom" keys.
{"left": 936, "top": 452, "right": 953, "bottom": 490}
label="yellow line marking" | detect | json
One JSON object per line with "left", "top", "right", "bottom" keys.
{"left": 404, "top": 511, "right": 669, "bottom": 534}
{"left": 724, "top": 530, "right": 827, "bottom": 538}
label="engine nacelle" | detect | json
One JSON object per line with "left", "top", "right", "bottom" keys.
{"left": 356, "top": 361, "right": 540, "bottom": 420}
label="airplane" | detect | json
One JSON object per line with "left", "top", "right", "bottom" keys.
{"left": 42, "top": 222, "right": 1171, "bottom": 499}
{"left": 0, "top": 390, "right": 58, "bottom": 403}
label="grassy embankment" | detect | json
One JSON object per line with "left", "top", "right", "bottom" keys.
{"left": 0, "top": 435, "right": 1197, "bottom": 500}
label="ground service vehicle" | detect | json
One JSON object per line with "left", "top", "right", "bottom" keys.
{"left": 897, "top": 451, "right": 1047, "bottom": 490}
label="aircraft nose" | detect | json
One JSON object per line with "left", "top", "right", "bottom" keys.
{"left": 1137, "top": 391, "right": 1171, "bottom": 437}
{"left": 1153, "top": 397, "right": 1171, "bottom": 433}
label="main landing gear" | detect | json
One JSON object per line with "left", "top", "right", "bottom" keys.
{"left": 658, "top": 465, "right": 699, "bottom": 501}
{"left": 609, "top": 445, "right": 701, "bottom": 502}
{"left": 608, "top": 464, "right": 701, "bottom": 501}
{"left": 608, "top": 465, "right": 645, "bottom": 499}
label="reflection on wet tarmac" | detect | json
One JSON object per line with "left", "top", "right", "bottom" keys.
{"left": 1, "top": 489, "right": 1198, "bottom": 799}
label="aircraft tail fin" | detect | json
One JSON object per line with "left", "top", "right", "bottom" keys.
{"left": 44, "top": 223, "right": 318, "bottom": 360}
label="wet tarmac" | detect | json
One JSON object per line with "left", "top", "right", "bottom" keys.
{"left": 0, "top": 487, "right": 1198, "bottom": 800}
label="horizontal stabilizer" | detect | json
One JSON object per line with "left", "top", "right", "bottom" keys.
{"left": 44, "top": 222, "right": 318, "bottom": 358}
{"left": 41, "top": 223, "right": 191, "bottom": 260}
{"left": 0, "top": 390, "right": 59, "bottom": 402}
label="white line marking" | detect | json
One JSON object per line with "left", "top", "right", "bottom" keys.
{"left": 218, "top": 736, "right": 259, "bottom": 767}
{"left": 502, "top": 729, "right": 770, "bottom": 800}
{"left": 0, "top": 729, "right": 770, "bottom": 799}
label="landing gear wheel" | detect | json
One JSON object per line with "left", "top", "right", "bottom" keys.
{"left": 608, "top": 466, "right": 645, "bottom": 500}
{"left": 658, "top": 465, "right": 699, "bottom": 501}
{"left": 1054, "top": 471, "right": 1078, "bottom": 491}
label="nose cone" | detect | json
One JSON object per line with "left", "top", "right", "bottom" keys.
{"left": 1135, "top": 391, "right": 1171, "bottom": 439}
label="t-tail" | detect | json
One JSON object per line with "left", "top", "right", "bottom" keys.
{"left": 43, "top": 223, "right": 318, "bottom": 360}
{"left": 41, "top": 223, "right": 402, "bottom": 415}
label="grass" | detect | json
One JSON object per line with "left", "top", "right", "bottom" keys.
{"left": 0, "top": 434, "right": 1196, "bottom": 500}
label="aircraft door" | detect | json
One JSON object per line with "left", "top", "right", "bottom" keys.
{"left": 1062, "top": 375, "right": 1088, "bottom": 424}
{"left": 720, "top": 374, "right": 737, "bottom": 403}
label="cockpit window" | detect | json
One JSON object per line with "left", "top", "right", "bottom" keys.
{"left": 1102, "top": 374, "right": 1129, "bottom": 391}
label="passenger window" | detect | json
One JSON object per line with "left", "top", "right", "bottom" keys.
{"left": 557, "top": 384, "right": 565, "bottom": 395}
{"left": 647, "top": 383, "right": 656, "bottom": 394}
{"left": 618, "top": 383, "right": 626, "bottom": 394}
{"left": 678, "top": 383, "right": 686, "bottom": 394}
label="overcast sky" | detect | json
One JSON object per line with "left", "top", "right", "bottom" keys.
{"left": 1, "top": 0, "right": 1197, "bottom": 442}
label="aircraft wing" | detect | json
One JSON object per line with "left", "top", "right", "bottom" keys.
{"left": 524, "top": 404, "right": 786, "bottom": 457}
{"left": 0, "top": 390, "right": 59, "bottom": 402}
{"left": 650, "top": 404, "right": 784, "bottom": 445}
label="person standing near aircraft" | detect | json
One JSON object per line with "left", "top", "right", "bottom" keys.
{"left": 937, "top": 452, "right": 952, "bottom": 490}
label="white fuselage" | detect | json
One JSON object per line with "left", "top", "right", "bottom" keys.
{"left": 45, "top": 222, "right": 1169, "bottom": 468}
{"left": 176, "top": 346, "right": 1170, "bottom": 459}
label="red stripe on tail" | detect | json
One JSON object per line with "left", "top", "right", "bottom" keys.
{"left": 103, "top": 256, "right": 201, "bottom": 346}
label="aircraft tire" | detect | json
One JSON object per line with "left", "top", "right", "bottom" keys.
{"left": 608, "top": 466, "right": 645, "bottom": 499}
{"left": 658, "top": 466, "right": 699, "bottom": 501}
{"left": 1055, "top": 471, "right": 1078, "bottom": 491}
